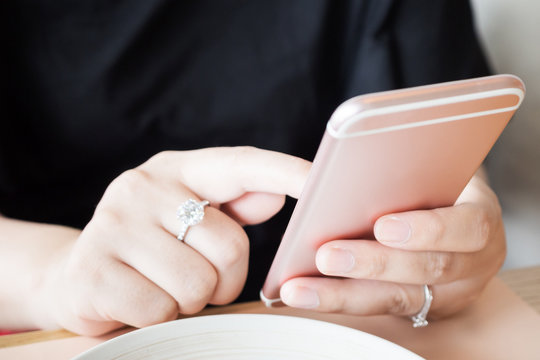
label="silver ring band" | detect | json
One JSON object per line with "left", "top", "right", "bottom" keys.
{"left": 411, "top": 284, "right": 433, "bottom": 328}
{"left": 176, "top": 199, "right": 210, "bottom": 241}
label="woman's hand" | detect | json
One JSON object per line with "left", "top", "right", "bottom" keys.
{"left": 41, "top": 147, "right": 309, "bottom": 335}
{"left": 280, "top": 169, "right": 506, "bottom": 320}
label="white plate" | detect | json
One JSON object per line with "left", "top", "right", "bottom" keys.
{"left": 73, "top": 314, "right": 423, "bottom": 359}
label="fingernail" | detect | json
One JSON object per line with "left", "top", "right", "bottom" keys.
{"left": 317, "top": 247, "right": 355, "bottom": 274}
{"left": 375, "top": 216, "right": 411, "bottom": 243}
{"left": 281, "top": 284, "right": 320, "bottom": 309}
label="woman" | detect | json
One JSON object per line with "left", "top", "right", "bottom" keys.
{"left": 0, "top": 0, "right": 505, "bottom": 335}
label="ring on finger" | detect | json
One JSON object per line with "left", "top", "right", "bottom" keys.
{"left": 176, "top": 199, "right": 210, "bottom": 241}
{"left": 411, "top": 284, "right": 433, "bottom": 328}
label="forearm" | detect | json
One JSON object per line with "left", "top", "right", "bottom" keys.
{"left": 0, "top": 214, "right": 79, "bottom": 330}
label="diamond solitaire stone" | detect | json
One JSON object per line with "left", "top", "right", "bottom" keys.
{"left": 176, "top": 199, "right": 210, "bottom": 241}
{"left": 177, "top": 199, "right": 209, "bottom": 225}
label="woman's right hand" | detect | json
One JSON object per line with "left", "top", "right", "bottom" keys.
{"left": 41, "top": 147, "right": 310, "bottom": 335}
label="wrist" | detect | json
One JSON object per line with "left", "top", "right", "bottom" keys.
{"left": 31, "top": 238, "right": 75, "bottom": 330}
{"left": 0, "top": 217, "right": 80, "bottom": 331}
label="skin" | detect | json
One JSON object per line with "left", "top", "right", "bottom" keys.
{"left": 0, "top": 147, "right": 506, "bottom": 335}
{"left": 281, "top": 167, "right": 507, "bottom": 318}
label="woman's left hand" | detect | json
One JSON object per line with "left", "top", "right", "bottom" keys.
{"left": 280, "top": 169, "right": 506, "bottom": 319}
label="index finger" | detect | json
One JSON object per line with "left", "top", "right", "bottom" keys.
{"left": 141, "top": 146, "right": 311, "bottom": 202}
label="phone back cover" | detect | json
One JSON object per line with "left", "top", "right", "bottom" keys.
{"left": 261, "top": 75, "right": 524, "bottom": 302}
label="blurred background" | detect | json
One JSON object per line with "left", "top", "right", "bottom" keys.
{"left": 471, "top": 0, "right": 540, "bottom": 268}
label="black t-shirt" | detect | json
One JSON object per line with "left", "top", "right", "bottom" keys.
{"left": 1, "top": 0, "right": 489, "bottom": 301}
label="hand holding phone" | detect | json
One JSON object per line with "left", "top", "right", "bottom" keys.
{"left": 261, "top": 75, "right": 525, "bottom": 306}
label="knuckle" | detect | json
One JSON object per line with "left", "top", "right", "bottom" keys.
{"left": 428, "top": 209, "right": 447, "bottom": 245}
{"left": 108, "top": 168, "right": 152, "bottom": 197}
{"left": 150, "top": 303, "right": 178, "bottom": 325}
{"left": 425, "top": 252, "right": 453, "bottom": 282}
{"left": 178, "top": 268, "right": 218, "bottom": 314}
{"left": 134, "top": 298, "right": 178, "bottom": 327}
{"left": 388, "top": 285, "right": 414, "bottom": 315}
{"left": 473, "top": 208, "right": 493, "bottom": 251}
{"left": 91, "top": 207, "right": 124, "bottom": 231}
{"left": 363, "top": 252, "right": 388, "bottom": 279}
{"left": 229, "top": 146, "right": 257, "bottom": 165}
{"left": 333, "top": 289, "right": 348, "bottom": 313}
{"left": 150, "top": 150, "right": 174, "bottom": 163}
{"left": 234, "top": 145, "right": 257, "bottom": 155}
{"left": 145, "top": 150, "right": 176, "bottom": 168}
{"left": 218, "top": 226, "right": 249, "bottom": 269}
{"left": 180, "top": 303, "right": 205, "bottom": 315}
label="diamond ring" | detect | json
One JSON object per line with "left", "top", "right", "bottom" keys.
{"left": 411, "top": 284, "right": 433, "bottom": 328}
{"left": 176, "top": 199, "right": 210, "bottom": 241}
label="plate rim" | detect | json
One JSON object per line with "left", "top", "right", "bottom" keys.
{"left": 73, "top": 313, "right": 423, "bottom": 359}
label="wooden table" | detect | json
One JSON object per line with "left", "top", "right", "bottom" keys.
{"left": 1, "top": 265, "right": 540, "bottom": 359}
{"left": 498, "top": 265, "right": 540, "bottom": 313}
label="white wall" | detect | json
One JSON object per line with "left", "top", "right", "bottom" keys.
{"left": 470, "top": 0, "right": 540, "bottom": 268}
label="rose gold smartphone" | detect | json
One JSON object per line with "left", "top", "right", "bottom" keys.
{"left": 261, "top": 74, "right": 525, "bottom": 306}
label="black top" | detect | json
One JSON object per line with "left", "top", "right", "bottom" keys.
{"left": 1, "top": 0, "right": 489, "bottom": 301}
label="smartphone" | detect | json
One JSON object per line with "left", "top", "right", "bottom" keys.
{"left": 260, "top": 74, "right": 525, "bottom": 306}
